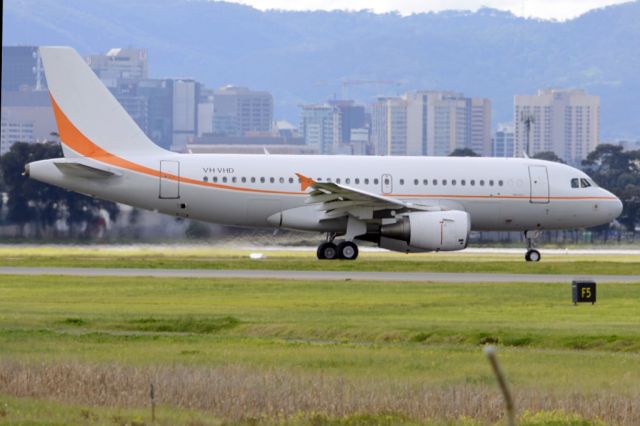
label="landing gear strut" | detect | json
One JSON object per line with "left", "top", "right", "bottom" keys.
{"left": 524, "top": 231, "right": 541, "bottom": 262}
{"left": 317, "top": 233, "right": 359, "bottom": 260}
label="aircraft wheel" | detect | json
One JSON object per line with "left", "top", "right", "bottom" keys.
{"left": 337, "top": 241, "right": 359, "bottom": 260}
{"left": 525, "top": 249, "right": 541, "bottom": 262}
{"left": 317, "top": 242, "right": 338, "bottom": 260}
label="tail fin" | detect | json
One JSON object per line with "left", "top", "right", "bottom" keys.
{"left": 39, "top": 46, "right": 167, "bottom": 158}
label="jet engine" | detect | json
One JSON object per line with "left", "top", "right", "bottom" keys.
{"left": 380, "top": 210, "right": 470, "bottom": 252}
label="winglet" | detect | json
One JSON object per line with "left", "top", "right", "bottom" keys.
{"left": 295, "top": 173, "right": 316, "bottom": 191}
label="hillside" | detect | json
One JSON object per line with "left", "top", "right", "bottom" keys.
{"left": 4, "top": 0, "right": 640, "bottom": 138}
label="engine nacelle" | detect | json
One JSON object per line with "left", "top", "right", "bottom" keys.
{"left": 380, "top": 210, "right": 470, "bottom": 252}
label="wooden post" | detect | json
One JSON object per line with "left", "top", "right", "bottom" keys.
{"left": 484, "top": 345, "right": 515, "bottom": 426}
{"left": 149, "top": 382, "right": 156, "bottom": 423}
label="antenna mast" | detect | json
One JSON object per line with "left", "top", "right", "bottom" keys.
{"left": 520, "top": 111, "right": 535, "bottom": 157}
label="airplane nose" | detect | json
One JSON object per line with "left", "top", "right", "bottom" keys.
{"left": 611, "top": 197, "right": 623, "bottom": 219}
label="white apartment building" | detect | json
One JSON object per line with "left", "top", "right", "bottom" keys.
{"left": 514, "top": 88, "right": 599, "bottom": 165}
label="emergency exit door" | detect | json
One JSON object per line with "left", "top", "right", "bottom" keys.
{"left": 159, "top": 160, "right": 180, "bottom": 199}
{"left": 381, "top": 174, "right": 393, "bottom": 194}
{"left": 528, "top": 165, "right": 549, "bottom": 204}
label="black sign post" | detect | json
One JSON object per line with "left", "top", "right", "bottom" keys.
{"left": 572, "top": 280, "right": 596, "bottom": 305}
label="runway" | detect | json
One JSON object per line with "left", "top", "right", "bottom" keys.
{"left": 0, "top": 267, "right": 638, "bottom": 283}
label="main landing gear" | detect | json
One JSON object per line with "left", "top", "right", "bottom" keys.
{"left": 524, "top": 230, "right": 541, "bottom": 262}
{"left": 317, "top": 233, "right": 359, "bottom": 260}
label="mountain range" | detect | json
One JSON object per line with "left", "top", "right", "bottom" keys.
{"left": 4, "top": 0, "right": 640, "bottom": 139}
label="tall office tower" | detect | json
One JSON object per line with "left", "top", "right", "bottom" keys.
{"left": 299, "top": 104, "right": 341, "bottom": 155}
{"left": 137, "top": 79, "right": 175, "bottom": 150}
{"left": 171, "top": 79, "right": 200, "bottom": 151}
{"left": 470, "top": 98, "right": 492, "bottom": 156}
{"left": 493, "top": 122, "right": 515, "bottom": 157}
{"left": 405, "top": 91, "right": 491, "bottom": 157}
{"left": 514, "top": 88, "right": 599, "bottom": 165}
{"left": 328, "top": 100, "right": 366, "bottom": 144}
{"left": 1, "top": 46, "right": 46, "bottom": 91}
{"left": 86, "top": 48, "right": 148, "bottom": 88}
{"left": 371, "top": 97, "right": 408, "bottom": 155}
{"left": 212, "top": 86, "right": 273, "bottom": 136}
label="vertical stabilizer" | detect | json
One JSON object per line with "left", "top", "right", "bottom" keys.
{"left": 39, "top": 46, "right": 168, "bottom": 158}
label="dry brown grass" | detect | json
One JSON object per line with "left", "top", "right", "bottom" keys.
{"left": 1, "top": 360, "right": 638, "bottom": 424}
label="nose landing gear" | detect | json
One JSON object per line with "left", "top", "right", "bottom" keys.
{"left": 317, "top": 233, "right": 359, "bottom": 260}
{"left": 524, "top": 230, "right": 542, "bottom": 262}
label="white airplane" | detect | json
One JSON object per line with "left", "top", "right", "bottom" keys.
{"left": 25, "top": 47, "right": 622, "bottom": 262}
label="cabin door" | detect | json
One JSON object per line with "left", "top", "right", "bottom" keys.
{"left": 159, "top": 160, "right": 180, "bottom": 199}
{"left": 528, "top": 165, "right": 549, "bottom": 204}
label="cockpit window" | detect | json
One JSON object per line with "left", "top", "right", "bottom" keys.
{"left": 571, "top": 178, "right": 580, "bottom": 188}
{"left": 580, "top": 178, "right": 591, "bottom": 188}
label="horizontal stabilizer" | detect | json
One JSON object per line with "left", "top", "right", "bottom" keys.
{"left": 54, "top": 160, "right": 122, "bottom": 179}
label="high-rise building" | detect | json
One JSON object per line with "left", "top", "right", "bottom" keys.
{"left": 328, "top": 100, "right": 366, "bottom": 144}
{"left": 1, "top": 91, "right": 56, "bottom": 155}
{"left": 371, "top": 97, "right": 407, "bottom": 155}
{"left": 86, "top": 48, "right": 148, "bottom": 88}
{"left": 137, "top": 79, "right": 174, "bottom": 150}
{"left": 405, "top": 91, "right": 491, "bottom": 157}
{"left": 212, "top": 86, "right": 273, "bottom": 136}
{"left": 299, "top": 104, "right": 341, "bottom": 154}
{"left": 1, "top": 46, "right": 46, "bottom": 91}
{"left": 514, "top": 88, "right": 599, "bottom": 165}
{"left": 374, "top": 91, "right": 491, "bottom": 156}
{"left": 493, "top": 122, "right": 515, "bottom": 157}
{"left": 172, "top": 79, "right": 200, "bottom": 151}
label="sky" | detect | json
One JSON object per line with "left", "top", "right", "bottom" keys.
{"left": 226, "top": 0, "right": 632, "bottom": 20}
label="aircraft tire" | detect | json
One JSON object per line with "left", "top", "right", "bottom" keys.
{"left": 337, "top": 241, "right": 359, "bottom": 260}
{"left": 525, "top": 249, "right": 541, "bottom": 262}
{"left": 317, "top": 242, "right": 338, "bottom": 260}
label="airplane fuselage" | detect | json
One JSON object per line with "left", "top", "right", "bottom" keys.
{"left": 29, "top": 153, "right": 622, "bottom": 232}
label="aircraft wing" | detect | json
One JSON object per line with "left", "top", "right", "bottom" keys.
{"left": 296, "top": 173, "right": 439, "bottom": 221}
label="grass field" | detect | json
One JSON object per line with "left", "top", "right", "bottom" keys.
{"left": 1, "top": 269, "right": 639, "bottom": 425}
{"left": 0, "top": 245, "right": 638, "bottom": 274}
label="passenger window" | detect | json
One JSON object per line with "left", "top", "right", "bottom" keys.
{"left": 223, "top": 177, "right": 228, "bottom": 183}
{"left": 355, "top": 178, "right": 360, "bottom": 184}
{"left": 232, "top": 177, "right": 237, "bottom": 183}
{"left": 346, "top": 178, "right": 351, "bottom": 184}
{"left": 581, "top": 178, "right": 591, "bottom": 188}
{"left": 242, "top": 177, "right": 246, "bottom": 183}
{"left": 452, "top": 179, "right": 456, "bottom": 186}
{"left": 423, "top": 179, "right": 428, "bottom": 186}
{"left": 203, "top": 176, "right": 208, "bottom": 182}
{"left": 470, "top": 180, "right": 475, "bottom": 186}
{"left": 433, "top": 179, "right": 438, "bottom": 185}
{"left": 260, "top": 177, "right": 265, "bottom": 183}
{"left": 399, "top": 179, "right": 404, "bottom": 185}
{"left": 442, "top": 179, "right": 447, "bottom": 186}
{"left": 498, "top": 180, "right": 503, "bottom": 186}
{"left": 414, "top": 179, "right": 418, "bottom": 185}
{"left": 364, "top": 178, "right": 369, "bottom": 185}
{"left": 374, "top": 178, "right": 379, "bottom": 185}
{"left": 270, "top": 177, "right": 275, "bottom": 183}
{"left": 336, "top": 178, "right": 341, "bottom": 184}
{"left": 480, "top": 180, "right": 485, "bottom": 186}
{"left": 289, "top": 177, "right": 294, "bottom": 183}
{"left": 279, "top": 177, "right": 284, "bottom": 183}
{"left": 213, "top": 176, "right": 218, "bottom": 183}
{"left": 571, "top": 178, "right": 580, "bottom": 188}
{"left": 489, "top": 180, "right": 494, "bottom": 186}
{"left": 461, "top": 179, "right": 466, "bottom": 186}
{"left": 251, "top": 177, "right": 255, "bottom": 183}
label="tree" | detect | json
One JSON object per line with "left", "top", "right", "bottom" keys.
{"left": 533, "top": 151, "right": 565, "bottom": 163}
{"left": 0, "top": 142, "right": 119, "bottom": 238}
{"left": 449, "top": 148, "right": 479, "bottom": 157}
{"left": 582, "top": 144, "right": 640, "bottom": 231}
